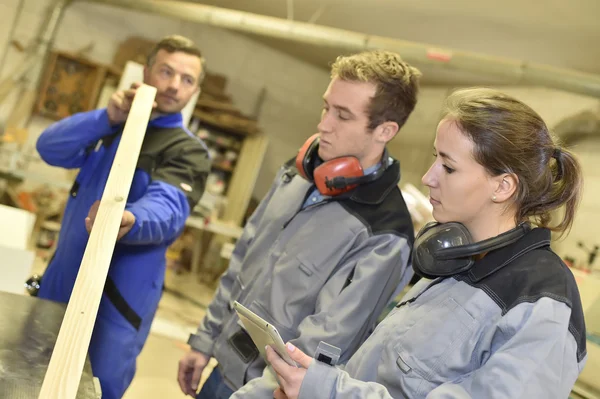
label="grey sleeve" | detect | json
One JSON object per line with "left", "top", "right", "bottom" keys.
{"left": 234, "top": 360, "right": 393, "bottom": 399}
{"left": 230, "top": 366, "right": 280, "bottom": 399}
{"left": 239, "top": 233, "right": 412, "bottom": 395}
{"left": 300, "top": 361, "right": 395, "bottom": 399}
{"left": 426, "top": 298, "right": 584, "bottom": 399}
{"left": 187, "top": 173, "right": 281, "bottom": 355}
{"left": 301, "top": 298, "right": 583, "bottom": 399}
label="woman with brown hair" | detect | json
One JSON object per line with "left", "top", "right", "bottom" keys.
{"left": 266, "top": 88, "right": 587, "bottom": 399}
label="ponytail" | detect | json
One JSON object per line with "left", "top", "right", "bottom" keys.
{"left": 519, "top": 146, "right": 583, "bottom": 236}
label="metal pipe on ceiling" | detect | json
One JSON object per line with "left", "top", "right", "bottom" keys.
{"left": 79, "top": 0, "right": 600, "bottom": 98}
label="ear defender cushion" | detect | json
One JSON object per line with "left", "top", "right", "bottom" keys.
{"left": 296, "top": 133, "right": 321, "bottom": 181}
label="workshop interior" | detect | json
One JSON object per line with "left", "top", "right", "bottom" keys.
{"left": 1, "top": 0, "right": 600, "bottom": 398}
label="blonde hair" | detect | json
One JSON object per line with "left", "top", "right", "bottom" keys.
{"left": 331, "top": 50, "right": 422, "bottom": 130}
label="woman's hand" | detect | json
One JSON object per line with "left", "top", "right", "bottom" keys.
{"left": 267, "top": 343, "right": 313, "bottom": 399}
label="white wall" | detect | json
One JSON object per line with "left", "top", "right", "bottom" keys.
{"left": 494, "top": 88, "right": 600, "bottom": 129}
{"left": 386, "top": 88, "right": 450, "bottom": 188}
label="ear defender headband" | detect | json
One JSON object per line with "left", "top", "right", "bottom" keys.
{"left": 412, "top": 221, "right": 531, "bottom": 279}
{"left": 295, "top": 133, "right": 389, "bottom": 196}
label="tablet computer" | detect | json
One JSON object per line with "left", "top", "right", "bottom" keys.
{"left": 233, "top": 301, "right": 298, "bottom": 367}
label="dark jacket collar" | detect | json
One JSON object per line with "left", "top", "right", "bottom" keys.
{"left": 344, "top": 159, "right": 401, "bottom": 205}
{"left": 149, "top": 112, "right": 183, "bottom": 129}
{"left": 102, "top": 112, "right": 185, "bottom": 149}
{"left": 467, "top": 227, "right": 552, "bottom": 282}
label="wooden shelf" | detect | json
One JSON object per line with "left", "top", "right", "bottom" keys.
{"left": 193, "top": 109, "right": 259, "bottom": 137}
{"left": 201, "top": 135, "right": 241, "bottom": 151}
{"left": 212, "top": 163, "right": 234, "bottom": 173}
{"left": 196, "top": 97, "right": 241, "bottom": 115}
{"left": 186, "top": 71, "right": 268, "bottom": 227}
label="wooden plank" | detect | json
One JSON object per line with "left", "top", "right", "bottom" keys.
{"left": 0, "top": 76, "right": 21, "bottom": 104}
{"left": 38, "top": 84, "right": 157, "bottom": 399}
{"left": 5, "top": 85, "right": 37, "bottom": 129}
{"left": 193, "top": 109, "right": 259, "bottom": 136}
{"left": 222, "top": 132, "right": 269, "bottom": 225}
{"left": 0, "top": 52, "right": 39, "bottom": 104}
{"left": 195, "top": 97, "right": 239, "bottom": 114}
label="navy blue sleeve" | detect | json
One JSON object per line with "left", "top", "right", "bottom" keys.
{"left": 120, "top": 138, "right": 211, "bottom": 245}
{"left": 36, "top": 109, "right": 119, "bottom": 169}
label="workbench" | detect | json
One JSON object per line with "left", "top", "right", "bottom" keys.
{"left": 0, "top": 291, "right": 100, "bottom": 398}
{"left": 185, "top": 215, "right": 243, "bottom": 279}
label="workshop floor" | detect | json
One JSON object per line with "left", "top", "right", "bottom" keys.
{"left": 122, "top": 268, "right": 217, "bottom": 399}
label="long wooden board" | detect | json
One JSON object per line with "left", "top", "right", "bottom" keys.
{"left": 5, "top": 84, "right": 37, "bottom": 130}
{"left": 38, "top": 84, "right": 157, "bottom": 399}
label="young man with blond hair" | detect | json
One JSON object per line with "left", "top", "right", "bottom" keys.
{"left": 178, "top": 50, "right": 422, "bottom": 398}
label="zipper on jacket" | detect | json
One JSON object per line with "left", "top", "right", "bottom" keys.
{"left": 281, "top": 178, "right": 317, "bottom": 229}
{"left": 282, "top": 198, "right": 332, "bottom": 230}
{"left": 395, "top": 278, "right": 445, "bottom": 308}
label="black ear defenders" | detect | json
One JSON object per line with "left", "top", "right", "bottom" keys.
{"left": 296, "top": 133, "right": 390, "bottom": 196}
{"left": 412, "top": 221, "right": 531, "bottom": 279}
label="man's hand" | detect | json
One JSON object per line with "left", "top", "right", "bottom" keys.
{"left": 85, "top": 200, "right": 136, "bottom": 240}
{"left": 268, "top": 343, "right": 313, "bottom": 399}
{"left": 177, "top": 350, "right": 211, "bottom": 396}
{"left": 106, "top": 82, "right": 157, "bottom": 126}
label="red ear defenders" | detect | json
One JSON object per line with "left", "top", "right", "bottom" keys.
{"left": 295, "top": 133, "right": 389, "bottom": 196}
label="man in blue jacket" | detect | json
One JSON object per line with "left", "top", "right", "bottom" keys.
{"left": 36, "top": 35, "right": 211, "bottom": 399}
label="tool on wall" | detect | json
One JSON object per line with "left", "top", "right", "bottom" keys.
{"left": 0, "top": 0, "right": 73, "bottom": 132}
{"left": 577, "top": 241, "right": 599, "bottom": 269}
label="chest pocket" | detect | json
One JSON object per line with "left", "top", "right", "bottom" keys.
{"left": 394, "top": 297, "right": 477, "bottom": 395}
{"left": 253, "top": 251, "right": 326, "bottom": 336}
{"left": 279, "top": 251, "right": 326, "bottom": 296}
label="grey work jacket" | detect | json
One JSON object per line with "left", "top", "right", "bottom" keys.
{"left": 189, "top": 158, "right": 415, "bottom": 393}
{"left": 298, "top": 228, "right": 587, "bottom": 398}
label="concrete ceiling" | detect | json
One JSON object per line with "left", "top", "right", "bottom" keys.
{"left": 180, "top": 0, "right": 600, "bottom": 85}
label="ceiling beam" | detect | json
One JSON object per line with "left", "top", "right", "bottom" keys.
{"left": 79, "top": 0, "right": 600, "bottom": 98}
